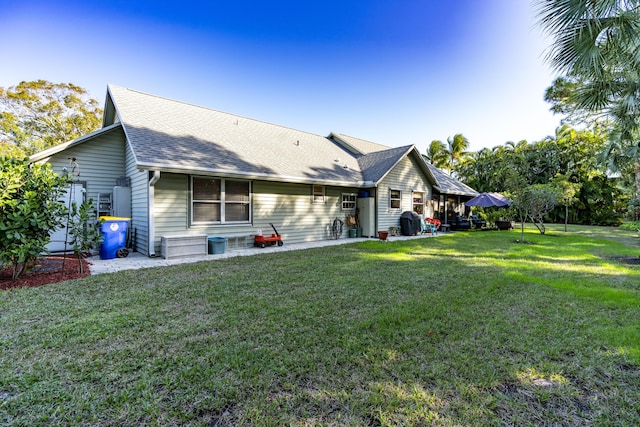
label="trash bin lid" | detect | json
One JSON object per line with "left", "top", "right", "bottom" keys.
{"left": 99, "top": 216, "right": 131, "bottom": 221}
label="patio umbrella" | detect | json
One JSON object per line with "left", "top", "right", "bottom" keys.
{"left": 465, "top": 192, "right": 511, "bottom": 208}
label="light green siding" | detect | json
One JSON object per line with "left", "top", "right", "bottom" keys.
{"left": 377, "top": 155, "right": 432, "bottom": 231}
{"left": 125, "top": 142, "right": 149, "bottom": 255}
{"left": 252, "top": 181, "right": 359, "bottom": 242}
{"left": 150, "top": 173, "right": 361, "bottom": 253}
{"left": 154, "top": 174, "right": 189, "bottom": 232}
{"left": 39, "top": 127, "right": 127, "bottom": 208}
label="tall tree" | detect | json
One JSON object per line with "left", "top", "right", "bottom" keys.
{"left": 425, "top": 140, "right": 448, "bottom": 168}
{"left": 536, "top": 0, "right": 640, "bottom": 195}
{"left": 457, "top": 127, "right": 624, "bottom": 225}
{"left": 551, "top": 173, "right": 581, "bottom": 232}
{"left": 504, "top": 166, "right": 530, "bottom": 243}
{"left": 525, "top": 184, "right": 560, "bottom": 235}
{"left": 544, "top": 76, "right": 605, "bottom": 126}
{"left": 0, "top": 80, "right": 103, "bottom": 157}
{"left": 445, "top": 133, "right": 470, "bottom": 175}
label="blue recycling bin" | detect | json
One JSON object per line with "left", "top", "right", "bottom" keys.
{"left": 99, "top": 216, "right": 130, "bottom": 259}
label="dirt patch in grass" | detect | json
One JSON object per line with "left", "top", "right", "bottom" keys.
{"left": 605, "top": 256, "right": 640, "bottom": 265}
{"left": 0, "top": 255, "right": 90, "bottom": 290}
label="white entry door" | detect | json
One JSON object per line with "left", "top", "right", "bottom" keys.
{"left": 47, "top": 183, "right": 85, "bottom": 253}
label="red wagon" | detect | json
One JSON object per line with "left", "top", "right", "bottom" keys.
{"left": 254, "top": 223, "right": 284, "bottom": 248}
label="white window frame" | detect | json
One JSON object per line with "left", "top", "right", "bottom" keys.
{"left": 389, "top": 188, "right": 402, "bottom": 210}
{"left": 191, "top": 176, "right": 251, "bottom": 225}
{"left": 312, "top": 185, "right": 325, "bottom": 204}
{"left": 341, "top": 193, "right": 357, "bottom": 211}
{"left": 412, "top": 191, "right": 424, "bottom": 215}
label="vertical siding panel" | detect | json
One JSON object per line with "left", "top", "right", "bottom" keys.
{"left": 151, "top": 173, "right": 189, "bottom": 255}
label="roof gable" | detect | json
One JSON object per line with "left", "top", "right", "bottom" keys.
{"left": 357, "top": 145, "right": 437, "bottom": 186}
{"left": 29, "top": 123, "right": 123, "bottom": 163}
{"left": 333, "top": 134, "right": 438, "bottom": 186}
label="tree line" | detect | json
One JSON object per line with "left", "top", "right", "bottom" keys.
{"left": 426, "top": 126, "right": 627, "bottom": 226}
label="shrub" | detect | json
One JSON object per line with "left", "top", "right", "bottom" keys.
{"left": 619, "top": 221, "right": 640, "bottom": 232}
{"left": 627, "top": 197, "right": 640, "bottom": 221}
{"left": 67, "top": 199, "right": 103, "bottom": 274}
{"left": 0, "top": 157, "right": 70, "bottom": 279}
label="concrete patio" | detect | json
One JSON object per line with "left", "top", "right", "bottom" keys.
{"left": 88, "top": 232, "right": 447, "bottom": 275}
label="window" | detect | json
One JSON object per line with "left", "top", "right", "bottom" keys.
{"left": 390, "top": 189, "right": 401, "bottom": 209}
{"left": 342, "top": 193, "right": 357, "bottom": 210}
{"left": 193, "top": 178, "right": 221, "bottom": 222}
{"left": 413, "top": 192, "right": 424, "bottom": 215}
{"left": 191, "top": 177, "right": 250, "bottom": 224}
{"left": 224, "top": 180, "right": 250, "bottom": 222}
{"left": 312, "top": 185, "right": 325, "bottom": 204}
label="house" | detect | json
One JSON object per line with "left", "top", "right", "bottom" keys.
{"left": 31, "top": 85, "right": 474, "bottom": 258}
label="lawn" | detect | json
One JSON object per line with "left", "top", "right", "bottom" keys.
{"left": 1, "top": 225, "right": 639, "bottom": 426}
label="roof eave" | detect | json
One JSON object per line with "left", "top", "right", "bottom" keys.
{"left": 136, "top": 162, "right": 372, "bottom": 188}
{"left": 433, "top": 186, "right": 478, "bottom": 197}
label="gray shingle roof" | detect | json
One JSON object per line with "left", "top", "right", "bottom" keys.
{"left": 33, "top": 85, "right": 476, "bottom": 195}
{"left": 357, "top": 145, "right": 418, "bottom": 183}
{"left": 34, "top": 85, "right": 448, "bottom": 190}
{"left": 108, "top": 85, "right": 366, "bottom": 186}
{"left": 331, "top": 131, "right": 476, "bottom": 197}
{"left": 425, "top": 163, "right": 478, "bottom": 197}
{"left": 330, "top": 133, "right": 392, "bottom": 155}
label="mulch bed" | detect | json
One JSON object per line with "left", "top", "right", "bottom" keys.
{"left": 0, "top": 255, "right": 91, "bottom": 290}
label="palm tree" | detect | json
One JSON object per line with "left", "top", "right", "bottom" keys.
{"left": 446, "top": 133, "right": 470, "bottom": 175}
{"left": 505, "top": 140, "right": 528, "bottom": 153}
{"left": 425, "top": 140, "right": 448, "bottom": 168}
{"left": 536, "top": 0, "right": 640, "bottom": 195}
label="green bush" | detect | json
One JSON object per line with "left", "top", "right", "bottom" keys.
{"left": 627, "top": 197, "right": 640, "bottom": 221}
{"left": 67, "top": 199, "right": 103, "bottom": 274}
{"left": 619, "top": 221, "right": 640, "bottom": 231}
{"left": 0, "top": 157, "right": 70, "bottom": 279}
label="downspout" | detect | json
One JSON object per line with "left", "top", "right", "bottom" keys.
{"left": 374, "top": 184, "right": 379, "bottom": 237}
{"left": 148, "top": 170, "right": 160, "bottom": 256}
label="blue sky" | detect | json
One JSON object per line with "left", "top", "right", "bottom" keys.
{"left": 1, "top": 1, "right": 559, "bottom": 152}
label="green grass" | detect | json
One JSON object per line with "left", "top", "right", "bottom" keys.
{"left": 1, "top": 224, "right": 639, "bottom": 426}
